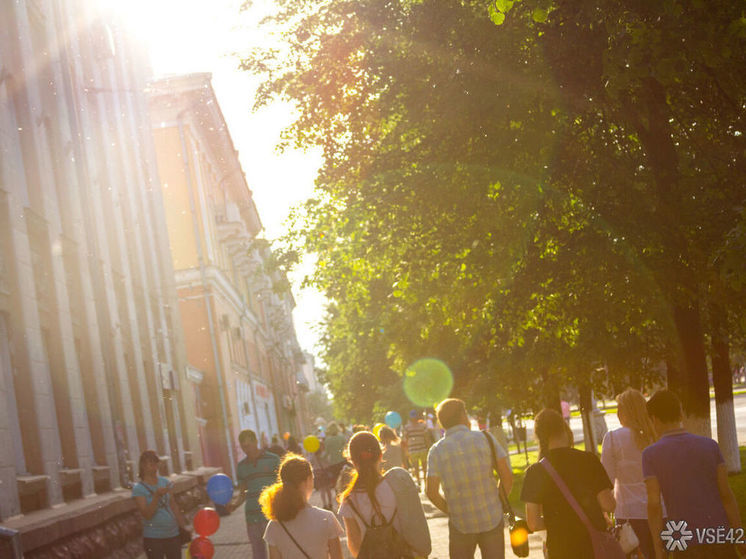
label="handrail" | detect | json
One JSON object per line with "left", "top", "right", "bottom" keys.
{"left": 0, "top": 525, "right": 23, "bottom": 558}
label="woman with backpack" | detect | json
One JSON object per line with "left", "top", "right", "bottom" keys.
{"left": 601, "top": 388, "right": 658, "bottom": 558}
{"left": 260, "top": 453, "right": 345, "bottom": 559}
{"left": 338, "top": 431, "right": 431, "bottom": 558}
{"left": 521, "top": 408, "right": 621, "bottom": 559}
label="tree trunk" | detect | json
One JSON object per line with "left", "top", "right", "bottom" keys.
{"left": 671, "top": 304, "right": 711, "bottom": 437}
{"left": 711, "top": 306, "right": 741, "bottom": 473}
{"left": 488, "top": 408, "right": 510, "bottom": 454}
{"left": 578, "top": 383, "right": 597, "bottom": 455}
{"left": 625, "top": 78, "right": 710, "bottom": 436}
{"left": 541, "top": 369, "right": 562, "bottom": 414}
{"left": 627, "top": 369, "right": 643, "bottom": 393}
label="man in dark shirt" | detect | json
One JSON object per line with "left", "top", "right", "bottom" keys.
{"left": 643, "top": 390, "right": 743, "bottom": 559}
{"left": 521, "top": 437, "right": 614, "bottom": 558}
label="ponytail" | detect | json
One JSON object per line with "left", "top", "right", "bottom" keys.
{"left": 259, "top": 453, "right": 311, "bottom": 522}
{"left": 340, "top": 432, "right": 383, "bottom": 512}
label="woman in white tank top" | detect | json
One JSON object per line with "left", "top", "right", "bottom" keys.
{"left": 601, "top": 388, "right": 659, "bottom": 559}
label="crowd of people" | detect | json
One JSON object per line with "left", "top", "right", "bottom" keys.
{"left": 521, "top": 389, "right": 743, "bottom": 559}
{"left": 131, "top": 389, "right": 744, "bottom": 559}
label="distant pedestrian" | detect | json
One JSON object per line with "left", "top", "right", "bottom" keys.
{"left": 340, "top": 423, "right": 352, "bottom": 441}
{"left": 323, "top": 422, "right": 348, "bottom": 490}
{"left": 561, "top": 400, "right": 571, "bottom": 424}
{"left": 426, "top": 398, "right": 512, "bottom": 559}
{"left": 270, "top": 435, "right": 287, "bottom": 458}
{"left": 643, "top": 390, "right": 743, "bottom": 559}
{"left": 521, "top": 408, "right": 617, "bottom": 559}
{"left": 339, "top": 431, "right": 430, "bottom": 558}
{"left": 379, "top": 426, "right": 404, "bottom": 470}
{"left": 426, "top": 413, "right": 442, "bottom": 443}
{"left": 311, "top": 442, "right": 335, "bottom": 511}
{"left": 403, "top": 410, "right": 429, "bottom": 490}
{"left": 260, "top": 453, "right": 345, "bottom": 559}
{"left": 287, "top": 436, "right": 303, "bottom": 455}
{"left": 227, "top": 429, "right": 282, "bottom": 559}
{"left": 132, "top": 450, "right": 190, "bottom": 559}
{"left": 601, "top": 388, "right": 658, "bottom": 558}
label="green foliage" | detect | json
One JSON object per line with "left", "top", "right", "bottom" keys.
{"left": 305, "top": 389, "right": 334, "bottom": 425}
{"left": 242, "top": 0, "right": 746, "bottom": 420}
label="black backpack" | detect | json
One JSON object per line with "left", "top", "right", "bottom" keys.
{"left": 346, "top": 497, "right": 413, "bottom": 559}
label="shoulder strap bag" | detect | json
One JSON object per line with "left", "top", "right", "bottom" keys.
{"left": 141, "top": 482, "right": 192, "bottom": 546}
{"left": 482, "top": 431, "right": 529, "bottom": 558}
{"left": 540, "top": 458, "right": 625, "bottom": 559}
{"left": 279, "top": 521, "right": 312, "bottom": 559}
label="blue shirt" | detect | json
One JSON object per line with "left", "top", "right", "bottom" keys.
{"left": 427, "top": 425, "right": 507, "bottom": 534}
{"left": 642, "top": 431, "right": 728, "bottom": 533}
{"left": 132, "top": 476, "right": 179, "bottom": 539}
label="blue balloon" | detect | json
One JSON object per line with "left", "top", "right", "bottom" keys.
{"left": 207, "top": 473, "right": 234, "bottom": 506}
{"left": 385, "top": 411, "right": 402, "bottom": 429}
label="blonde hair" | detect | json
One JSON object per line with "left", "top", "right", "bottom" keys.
{"left": 617, "top": 388, "right": 655, "bottom": 449}
{"left": 259, "top": 454, "right": 311, "bottom": 521}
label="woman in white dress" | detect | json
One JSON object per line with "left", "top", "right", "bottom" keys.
{"left": 261, "top": 454, "right": 345, "bottom": 559}
{"left": 601, "top": 388, "right": 658, "bottom": 558}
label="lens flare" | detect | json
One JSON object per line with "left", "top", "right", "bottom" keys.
{"left": 403, "top": 358, "right": 454, "bottom": 408}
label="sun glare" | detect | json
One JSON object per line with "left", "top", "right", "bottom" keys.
{"left": 95, "top": 0, "right": 324, "bottom": 353}
{"left": 97, "top": 0, "right": 247, "bottom": 75}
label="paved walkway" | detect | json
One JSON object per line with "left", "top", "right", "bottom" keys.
{"left": 141, "top": 489, "right": 545, "bottom": 558}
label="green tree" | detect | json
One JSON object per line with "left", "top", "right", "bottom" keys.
{"left": 242, "top": 0, "right": 746, "bottom": 437}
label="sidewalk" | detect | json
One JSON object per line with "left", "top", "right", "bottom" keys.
{"left": 146, "top": 489, "right": 545, "bottom": 558}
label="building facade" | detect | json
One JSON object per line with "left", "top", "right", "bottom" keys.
{"left": 148, "top": 74, "right": 310, "bottom": 478}
{"left": 0, "top": 0, "right": 202, "bottom": 550}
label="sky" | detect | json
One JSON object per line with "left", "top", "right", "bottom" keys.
{"left": 103, "top": 0, "right": 326, "bottom": 358}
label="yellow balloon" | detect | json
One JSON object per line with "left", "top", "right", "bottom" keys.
{"left": 303, "top": 435, "right": 320, "bottom": 453}
{"left": 372, "top": 423, "right": 386, "bottom": 438}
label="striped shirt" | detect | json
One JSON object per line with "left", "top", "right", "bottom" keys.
{"left": 403, "top": 421, "right": 429, "bottom": 454}
{"left": 427, "top": 425, "right": 506, "bottom": 534}
{"left": 237, "top": 450, "right": 281, "bottom": 523}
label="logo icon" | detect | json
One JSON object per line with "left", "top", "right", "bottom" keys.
{"left": 661, "top": 520, "right": 694, "bottom": 551}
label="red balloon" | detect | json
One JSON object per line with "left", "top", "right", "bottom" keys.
{"left": 189, "top": 536, "right": 214, "bottom": 559}
{"left": 193, "top": 508, "right": 220, "bottom": 537}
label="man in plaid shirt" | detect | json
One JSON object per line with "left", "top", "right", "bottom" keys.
{"left": 426, "top": 398, "right": 513, "bottom": 559}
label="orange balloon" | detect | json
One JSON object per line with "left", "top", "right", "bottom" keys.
{"left": 189, "top": 536, "right": 214, "bottom": 559}
{"left": 193, "top": 508, "right": 219, "bottom": 537}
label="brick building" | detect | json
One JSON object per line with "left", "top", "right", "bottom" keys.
{"left": 148, "top": 73, "right": 310, "bottom": 479}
